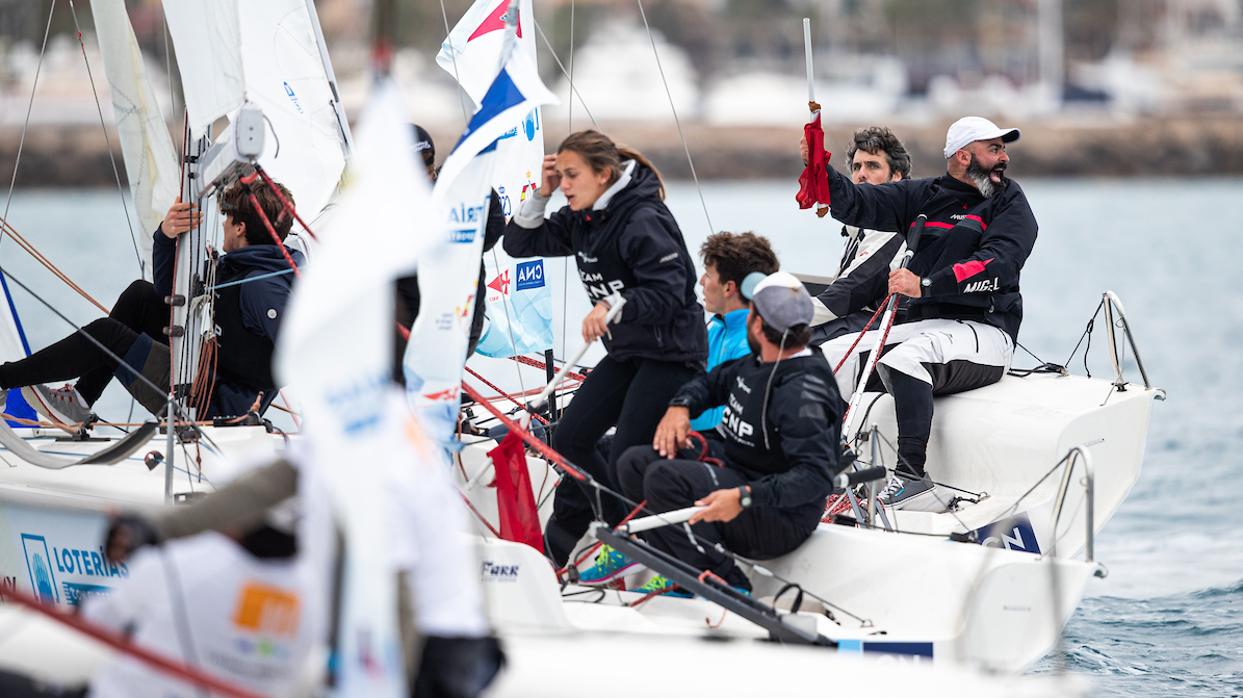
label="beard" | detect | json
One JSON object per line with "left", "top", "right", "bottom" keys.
{"left": 967, "top": 155, "right": 1008, "bottom": 198}
{"left": 746, "top": 328, "right": 761, "bottom": 355}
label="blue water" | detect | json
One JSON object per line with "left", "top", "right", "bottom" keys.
{"left": 4, "top": 179, "right": 1242, "bottom": 695}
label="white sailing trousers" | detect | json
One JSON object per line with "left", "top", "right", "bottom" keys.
{"left": 821, "top": 318, "right": 1013, "bottom": 399}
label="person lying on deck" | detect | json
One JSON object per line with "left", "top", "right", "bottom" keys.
{"left": 589, "top": 272, "right": 845, "bottom": 597}
{"left": 0, "top": 175, "right": 302, "bottom": 424}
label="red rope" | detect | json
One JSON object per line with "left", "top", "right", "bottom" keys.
{"left": 0, "top": 585, "right": 264, "bottom": 698}
{"left": 832, "top": 300, "right": 889, "bottom": 375}
{"left": 510, "top": 354, "right": 586, "bottom": 382}
{"left": 460, "top": 492, "right": 503, "bottom": 538}
{"left": 558, "top": 499, "right": 649, "bottom": 578}
{"left": 460, "top": 381, "right": 585, "bottom": 482}
{"left": 464, "top": 366, "right": 549, "bottom": 426}
{"left": 250, "top": 166, "right": 318, "bottom": 241}
{"left": 628, "top": 582, "right": 681, "bottom": 608}
{"left": 243, "top": 189, "right": 300, "bottom": 279}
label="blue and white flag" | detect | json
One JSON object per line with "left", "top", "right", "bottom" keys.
{"left": 404, "top": 48, "right": 558, "bottom": 448}
{"left": 438, "top": 0, "right": 554, "bottom": 359}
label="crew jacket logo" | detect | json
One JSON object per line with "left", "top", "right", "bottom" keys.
{"left": 516, "top": 260, "right": 545, "bottom": 291}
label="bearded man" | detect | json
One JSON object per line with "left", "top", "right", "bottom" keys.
{"left": 817, "top": 116, "right": 1038, "bottom": 509}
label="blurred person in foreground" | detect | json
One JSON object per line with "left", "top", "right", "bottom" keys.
{"left": 816, "top": 116, "right": 1038, "bottom": 510}
{"left": 799, "top": 126, "right": 914, "bottom": 345}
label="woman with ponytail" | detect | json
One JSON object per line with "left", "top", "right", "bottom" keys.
{"left": 505, "top": 130, "right": 708, "bottom": 566}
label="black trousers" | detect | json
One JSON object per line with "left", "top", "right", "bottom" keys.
{"left": 543, "top": 355, "right": 699, "bottom": 566}
{"left": 615, "top": 445, "right": 823, "bottom": 590}
{"left": 0, "top": 280, "right": 167, "bottom": 404}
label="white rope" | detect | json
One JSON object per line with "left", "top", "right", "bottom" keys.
{"left": 633, "top": 0, "right": 714, "bottom": 236}
{"left": 532, "top": 20, "right": 598, "bottom": 127}
{"left": 2, "top": 0, "right": 58, "bottom": 224}
{"left": 67, "top": 0, "right": 145, "bottom": 277}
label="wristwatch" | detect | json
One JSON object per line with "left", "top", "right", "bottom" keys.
{"left": 919, "top": 276, "right": 931, "bottom": 289}
{"left": 738, "top": 485, "right": 752, "bottom": 509}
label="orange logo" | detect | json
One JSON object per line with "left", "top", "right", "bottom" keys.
{"left": 233, "top": 582, "right": 300, "bottom": 637}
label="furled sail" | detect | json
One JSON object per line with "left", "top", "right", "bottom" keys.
{"left": 92, "top": 0, "right": 181, "bottom": 275}
{"left": 438, "top": 0, "right": 554, "bottom": 358}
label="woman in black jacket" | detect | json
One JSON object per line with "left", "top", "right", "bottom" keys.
{"left": 504, "top": 130, "right": 707, "bottom": 565}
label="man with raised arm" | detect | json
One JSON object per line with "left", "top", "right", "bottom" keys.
{"left": 799, "top": 126, "right": 913, "bottom": 345}
{"left": 611, "top": 273, "right": 845, "bottom": 597}
{"left": 816, "top": 117, "right": 1038, "bottom": 509}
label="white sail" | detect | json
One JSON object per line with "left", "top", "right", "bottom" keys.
{"left": 236, "top": 0, "right": 349, "bottom": 221}
{"left": 92, "top": 0, "right": 180, "bottom": 272}
{"left": 163, "top": 0, "right": 349, "bottom": 220}
{"left": 160, "top": 0, "right": 245, "bottom": 133}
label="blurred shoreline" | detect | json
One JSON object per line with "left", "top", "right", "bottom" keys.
{"left": 4, "top": 114, "right": 1241, "bottom": 188}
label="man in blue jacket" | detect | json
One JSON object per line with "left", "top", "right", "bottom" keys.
{"left": 818, "top": 116, "right": 1037, "bottom": 509}
{"left": 692, "top": 231, "right": 779, "bottom": 431}
{"left": 0, "top": 175, "right": 302, "bottom": 423}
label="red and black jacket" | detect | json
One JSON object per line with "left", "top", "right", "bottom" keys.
{"left": 825, "top": 167, "right": 1038, "bottom": 340}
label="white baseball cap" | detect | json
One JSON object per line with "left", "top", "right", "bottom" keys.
{"left": 943, "top": 116, "right": 1021, "bottom": 159}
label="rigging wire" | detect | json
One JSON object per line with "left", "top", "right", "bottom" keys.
{"left": 437, "top": 0, "right": 472, "bottom": 126}
{"left": 632, "top": 0, "right": 715, "bottom": 237}
{"left": 531, "top": 20, "right": 598, "bottom": 127}
{"left": 2, "top": 0, "right": 57, "bottom": 225}
{"left": 66, "top": 0, "right": 145, "bottom": 277}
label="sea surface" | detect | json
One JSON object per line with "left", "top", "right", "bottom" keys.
{"left": 4, "top": 179, "right": 1242, "bottom": 696}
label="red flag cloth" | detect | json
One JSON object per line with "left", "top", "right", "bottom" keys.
{"left": 796, "top": 113, "right": 831, "bottom": 211}
{"left": 489, "top": 431, "right": 545, "bottom": 553}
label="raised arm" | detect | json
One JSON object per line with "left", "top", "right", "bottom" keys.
{"left": 826, "top": 166, "right": 919, "bottom": 233}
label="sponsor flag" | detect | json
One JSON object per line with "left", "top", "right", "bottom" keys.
{"left": 438, "top": 0, "right": 554, "bottom": 358}
{"left": 489, "top": 431, "right": 544, "bottom": 552}
{"left": 405, "top": 47, "right": 558, "bottom": 448}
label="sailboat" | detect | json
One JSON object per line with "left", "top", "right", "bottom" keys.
{"left": 0, "top": 0, "right": 1157, "bottom": 692}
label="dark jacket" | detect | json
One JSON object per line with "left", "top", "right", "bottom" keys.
{"left": 817, "top": 225, "right": 904, "bottom": 318}
{"left": 153, "top": 229, "right": 300, "bottom": 417}
{"left": 825, "top": 166, "right": 1038, "bottom": 340}
{"left": 503, "top": 163, "right": 707, "bottom": 364}
{"left": 670, "top": 352, "right": 845, "bottom": 509}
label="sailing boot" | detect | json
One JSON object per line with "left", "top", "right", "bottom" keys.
{"left": 577, "top": 545, "right": 643, "bottom": 586}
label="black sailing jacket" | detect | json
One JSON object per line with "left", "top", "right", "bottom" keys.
{"left": 153, "top": 229, "right": 300, "bottom": 417}
{"left": 670, "top": 352, "right": 845, "bottom": 509}
{"left": 826, "top": 166, "right": 1038, "bottom": 340}
{"left": 504, "top": 163, "right": 707, "bottom": 364}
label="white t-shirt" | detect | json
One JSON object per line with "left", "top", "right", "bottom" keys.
{"left": 82, "top": 532, "right": 324, "bottom": 698}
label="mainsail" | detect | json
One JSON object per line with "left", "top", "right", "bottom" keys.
{"left": 438, "top": 0, "right": 554, "bottom": 358}
{"left": 161, "top": 0, "right": 351, "bottom": 404}
{"left": 91, "top": 0, "right": 180, "bottom": 274}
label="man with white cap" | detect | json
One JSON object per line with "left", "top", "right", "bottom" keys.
{"left": 817, "top": 116, "right": 1038, "bottom": 509}
{"left": 612, "top": 272, "right": 846, "bottom": 596}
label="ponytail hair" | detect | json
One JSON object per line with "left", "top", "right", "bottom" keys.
{"left": 558, "top": 129, "right": 666, "bottom": 200}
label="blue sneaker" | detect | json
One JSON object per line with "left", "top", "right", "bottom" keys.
{"left": 578, "top": 545, "right": 642, "bottom": 585}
